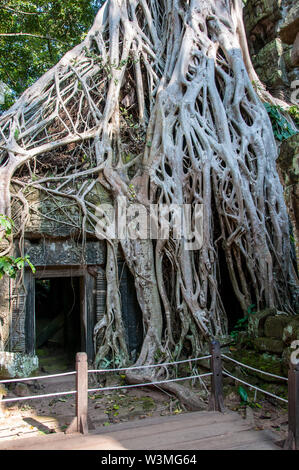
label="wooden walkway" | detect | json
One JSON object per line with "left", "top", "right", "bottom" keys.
{"left": 0, "top": 410, "right": 280, "bottom": 450}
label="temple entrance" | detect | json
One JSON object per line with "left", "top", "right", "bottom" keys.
{"left": 35, "top": 276, "right": 83, "bottom": 371}
{"left": 119, "top": 262, "right": 144, "bottom": 361}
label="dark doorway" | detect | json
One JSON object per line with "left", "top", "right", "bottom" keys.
{"left": 35, "top": 277, "right": 82, "bottom": 371}
{"left": 119, "top": 262, "right": 143, "bottom": 362}
{"left": 217, "top": 247, "right": 243, "bottom": 332}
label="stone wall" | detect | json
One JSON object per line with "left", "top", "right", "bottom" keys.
{"left": 244, "top": 1, "right": 299, "bottom": 264}
{"left": 0, "top": 181, "right": 110, "bottom": 358}
{"left": 0, "top": 277, "right": 10, "bottom": 351}
{"left": 11, "top": 182, "right": 112, "bottom": 239}
{"left": 0, "top": 178, "right": 144, "bottom": 367}
{"left": 247, "top": 308, "right": 299, "bottom": 373}
{"left": 0, "top": 352, "right": 38, "bottom": 379}
{"left": 244, "top": 0, "right": 299, "bottom": 100}
{"left": 23, "top": 239, "right": 106, "bottom": 267}
{"left": 277, "top": 133, "right": 299, "bottom": 261}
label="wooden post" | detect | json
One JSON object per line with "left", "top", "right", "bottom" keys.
{"left": 284, "top": 361, "right": 299, "bottom": 450}
{"left": 208, "top": 340, "right": 225, "bottom": 412}
{"left": 66, "top": 352, "right": 89, "bottom": 434}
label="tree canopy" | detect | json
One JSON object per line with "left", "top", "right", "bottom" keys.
{"left": 0, "top": 0, "right": 103, "bottom": 109}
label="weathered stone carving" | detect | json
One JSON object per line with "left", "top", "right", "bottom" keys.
{"left": 23, "top": 239, "right": 106, "bottom": 266}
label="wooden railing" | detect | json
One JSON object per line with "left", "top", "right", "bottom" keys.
{"left": 1, "top": 342, "right": 298, "bottom": 449}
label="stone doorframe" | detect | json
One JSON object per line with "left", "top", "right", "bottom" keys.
{"left": 24, "top": 266, "right": 96, "bottom": 361}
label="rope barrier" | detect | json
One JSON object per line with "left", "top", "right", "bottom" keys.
{"left": 0, "top": 372, "right": 212, "bottom": 404}
{"left": 1, "top": 346, "right": 296, "bottom": 448}
{"left": 0, "top": 371, "right": 76, "bottom": 384}
{"left": 0, "top": 356, "right": 212, "bottom": 405}
{"left": 1, "top": 389, "right": 77, "bottom": 404}
{"left": 0, "top": 352, "right": 288, "bottom": 409}
{"left": 0, "top": 356, "right": 211, "bottom": 385}
{"left": 88, "top": 355, "right": 212, "bottom": 374}
{"left": 87, "top": 372, "right": 213, "bottom": 394}
{"left": 222, "top": 371, "right": 288, "bottom": 403}
{"left": 221, "top": 354, "right": 288, "bottom": 382}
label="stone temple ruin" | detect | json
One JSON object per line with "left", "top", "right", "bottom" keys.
{"left": 0, "top": 184, "right": 143, "bottom": 375}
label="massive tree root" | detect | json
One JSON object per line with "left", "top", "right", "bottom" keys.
{"left": 0, "top": 0, "right": 297, "bottom": 405}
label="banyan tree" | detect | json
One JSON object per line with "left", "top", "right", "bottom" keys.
{"left": 0, "top": 0, "right": 298, "bottom": 403}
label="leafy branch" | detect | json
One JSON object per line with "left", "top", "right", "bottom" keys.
{"left": 0, "top": 214, "right": 35, "bottom": 280}
{"left": 264, "top": 103, "right": 298, "bottom": 142}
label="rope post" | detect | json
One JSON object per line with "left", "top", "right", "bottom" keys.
{"left": 66, "top": 352, "right": 89, "bottom": 435}
{"left": 284, "top": 360, "right": 299, "bottom": 450}
{"left": 208, "top": 340, "right": 225, "bottom": 412}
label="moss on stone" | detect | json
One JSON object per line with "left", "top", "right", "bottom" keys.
{"left": 282, "top": 318, "right": 299, "bottom": 345}
{"left": 229, "top": 348, "right": 284, "bottom": 382}
{"left": 244, "top": 0, "right": 282, "bottom": 34}
{"left": 264, "top": 315, "right": 294, "bottom": 339}
{"left": 253, "top": 39, "right": 288, "bottom": 89}
{"left": 247, "top": 308, "right": 276, "bottom": 338}
{"left": 253, "top": 337, "right": 284, "bottom": 354}
{"left": 0, "top": 352, "right": 39, "bottom": 379}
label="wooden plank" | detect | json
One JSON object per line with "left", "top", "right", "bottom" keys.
{"left": 95, "top": 411, "right": 247, "bottom": 436}
{"left": 156, "top": 429, "right": 278, "bottom": 450}
{"left": 0, "top": 410, "right": 279, "bottom": 451}
{"left": 228, "top": 440, "right": 279, "bottom": 450}
{"left": 101, "top": 419, "right": 251, "bottom": 450}
{"left": 97, "top": 411, "right": 243, "bottom": 436}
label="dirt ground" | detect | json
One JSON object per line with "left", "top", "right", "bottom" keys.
{"left": 0, "top": 368, "right": 288, "bottom": 447}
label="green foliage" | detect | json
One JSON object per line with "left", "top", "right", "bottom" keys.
{"left": 122, "top": 153, "right": 134, "bottom": 164}
{"left": 238, "top": 385, "right": 248, "bottom": 403}
{"left": 238, "top": 385, "right": 262, "bottom": 408}
{"left": 230, "top": 304, "right": 257, "bottom": 340}
{"left": 264, "top": 103, "right": 298, "bottom": 142}
{"left": 128, "top": 183, "right": 137, "bottom": 199}
{"left": 0, "top": 213, "right": 14, "bottom": 236}
{"left": 0, "top": 87, "right": 16, "bottom": 111}
{"left": 120, "top": 106, "right": 140, "bottom": 129}
{"left": 0, "top": 214, "right": 35, "bottom": 279}
{"left": 288, "top": 105, "right": 299, "bottom": 127}
{"left": 0, "top": 254, "right": 36, "bottom": 279}
{"left": 0, "top": 1, "right": 104, "bottom": 109}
